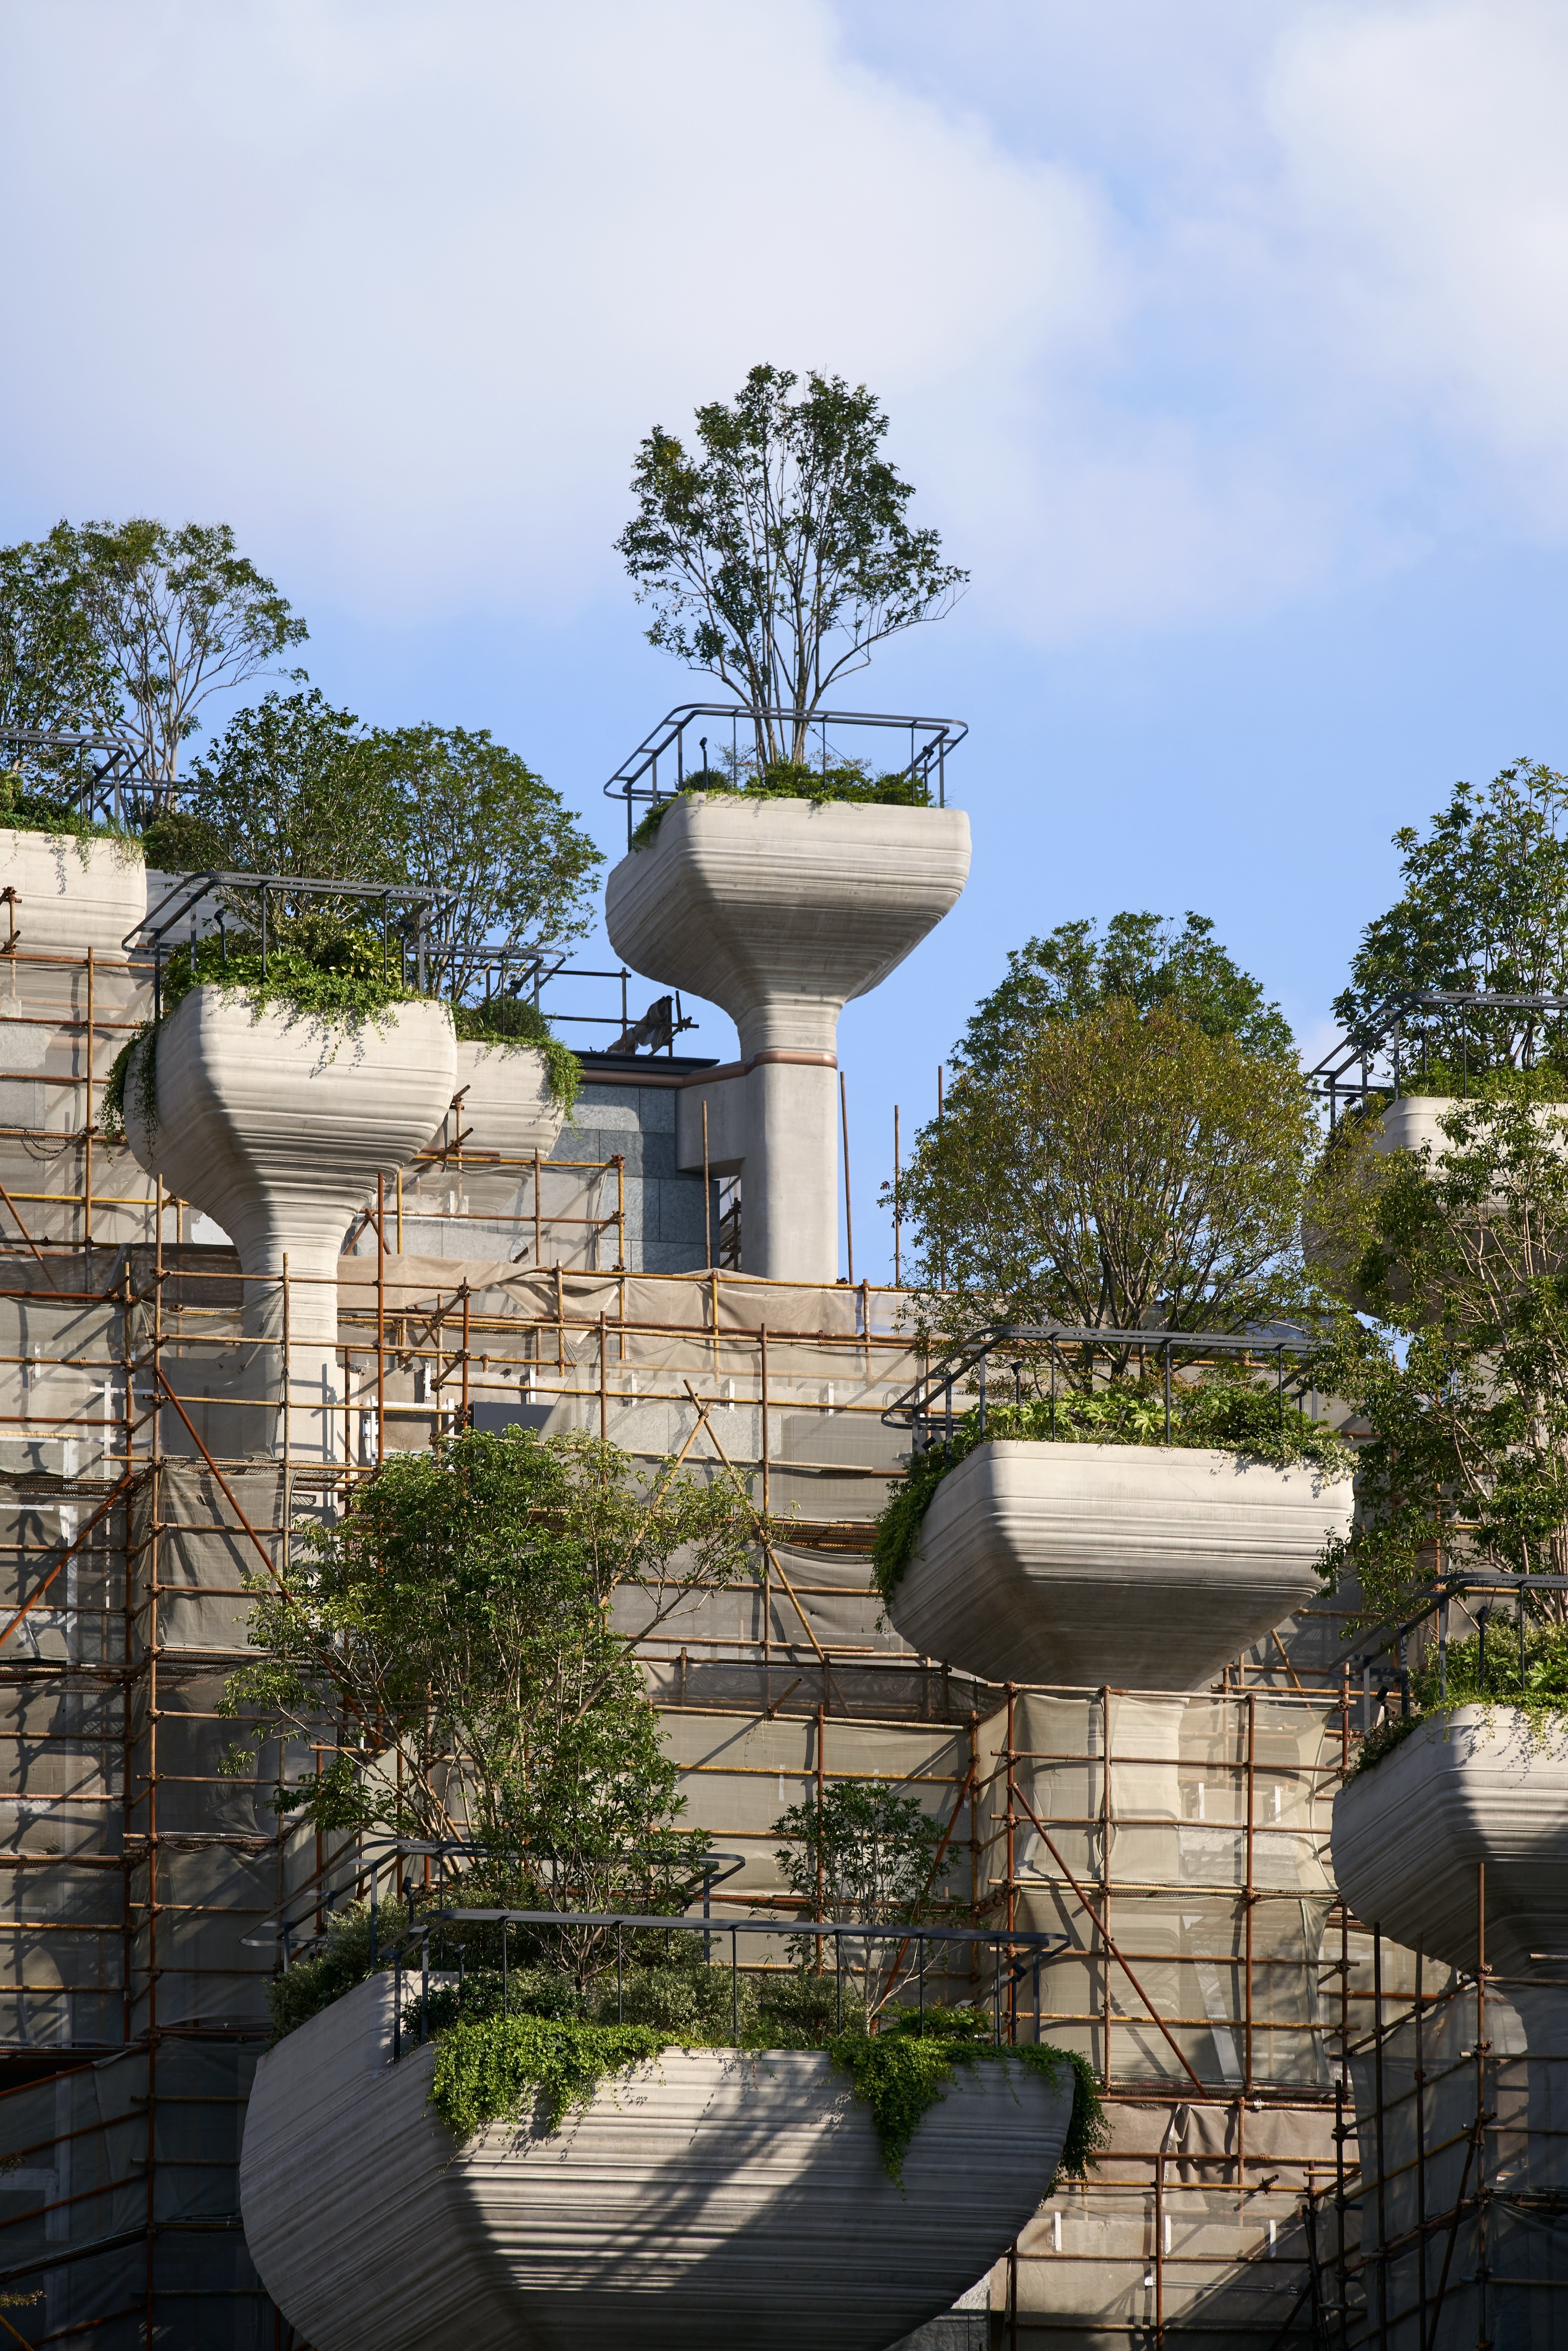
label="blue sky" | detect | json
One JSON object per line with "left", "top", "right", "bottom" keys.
{"left": 3, "top": 1, "right": 1567, "bottom": 1278}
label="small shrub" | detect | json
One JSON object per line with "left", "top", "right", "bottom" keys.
{"left": 630, "top": 757, "right": 931, "bottom": 849}
{"left": 452, "top": 994, "right": 582, "bottom": 1111}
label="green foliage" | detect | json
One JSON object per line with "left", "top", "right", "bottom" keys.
{"left": 829, "top": 2008, "right": 1106, "bottom": 2187}
{"left": 179, "top": 686, "right": 394, "bottom": 887}
{"left": 368, "top": 723, "right": 602, "bottom": 998}
{"left": 1312, "top": 1089, "right": 1568, "bottom": 1630}
{"left": 958, "top": 913, "right": 1293, "bottom": 1077}
{"left": 629, "top": 757, "right": 930, "bottom": 849}
{"left": 265, "top": 1895, "right": 410, "bottom": 2040}
{"left": 0, "top": 766, "right": 140, "bottom": 847}
{"left": 167, "top": 694, "right": 602, "bottom": 1010}
{"left": 222, "top": 1429, "right": 754, "bottom": 1978}
{"left": 430, "top": 2012, "right": 677, "bottom": 2139}
{"left": 1335, "top": 761, "right": 1568, "bottom": 1079}
{"left": 47, "top": 518, "right": 307, "bottom": 799}
{"left": 452, "top": 994, "right": 582, "bottom": 1112}
{"left": 0, "top": 529, "right": 121, "bottom": 756}
{"left": 772, "top": 1778, "right": 958, "bottom": 2015}
{"left": 872, "top": 1381, "right": 1353, "bottom": 1600}
{"left": 617, "top": 364, "right": 967, "bottom": 756}
{"left": 889, "top": 1000, "right": 1323, "bottom": 1337}
{"left": 99, "top": 926, "right": 433, "bottom": 1146}
{"left": 1351, "top": 1623, "right": 1568, "bottom": 1776}
{"left": 422, "top": 1992, "right": 1104, "bottom": 2190}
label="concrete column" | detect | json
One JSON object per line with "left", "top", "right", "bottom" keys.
{"left": 608, "top": 795, "right": 969, "bottom": 1284}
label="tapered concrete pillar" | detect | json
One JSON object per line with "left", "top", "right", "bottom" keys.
{"left": 125, "top": 990, "right": 456, "bottom": 1458}
{"left": 607, "top": 795, "right": 969, "bottom": 1282}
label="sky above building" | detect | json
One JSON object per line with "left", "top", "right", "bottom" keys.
{"left": 3, "top": 0, "right": 1566, "bottom": 1277}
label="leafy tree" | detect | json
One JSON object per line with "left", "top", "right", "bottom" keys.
{"left": 957, "top": 913, "right": 1292, "bottom": 1078}
{"left": 0, "top": 534, "right": 120, "bottom": 773}
{"left": 220, "top": 1428, "right": 755, "bottom": 1972}
{"left": 1334, "top": 760, "right": 1568, "bottom": 1081}
{"left": 366, "top": 724, "right": 602, "bottom": 999}
{"left": 1315, "top": 1086, "right": 1568, "bottom": 1632}
{"left": 46, "top": 518, "right": 306, "bottom": 800}
{"left": 893, "top": 1002, "right": 1319, "bottom": 1355}
{"left": 617, "top": 363, "right": 967, "bottom": 765}
{"left": 154, "top": 686, "right": 392, "bottom": 884}
{"left": 155, "top": 694, "right": 602, "bottom": 1002}
{"left": 772, "top": 1777, "right": 957, "bottom": 2020}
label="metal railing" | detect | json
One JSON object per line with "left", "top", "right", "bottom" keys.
{"left": 386, "top": 1904, "right": 1069, "bottom": 2061}
{"left": 1310, "top": 988, "right": 1568, "bottom": 1122}
{"left": 883, "top": 1322, "right": 1326, "bottom": 1451}
{"left": 126, "top": 868, "right": 444, "bottom": 1012}
{"left": 604, "top": 703, "right": 967, "bottom": 847}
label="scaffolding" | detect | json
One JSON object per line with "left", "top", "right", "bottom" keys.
{"left": 1, "top": 939, "right": 1561, "bottom": 2349}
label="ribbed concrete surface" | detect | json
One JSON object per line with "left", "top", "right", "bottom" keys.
{"left": 1331, "top": 1705, "right": 1568, "bottom": 1980}
{"left": 605, "top": 796, "right": 971, "bottom": 1058}
{"left": 0, "top": 828, "right": 147, "bottom": 952}
{"left": 890, "top": 1442, "right": 1354, "bottom": 1689}
{"left": 241, "top": 1973, "right": 1074, "bottom": 2351}
{"left": 126, "top": 991, "right": 456, "bottom": 1340}
{"left": 433, "top": 1038, "right": 563, "bottom": 1161}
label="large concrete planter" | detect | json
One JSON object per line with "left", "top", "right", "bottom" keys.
{"left": 240, "top": 1974, "right": 1073, "bottom": 2351}
{"left": 0, "top": 826, "right": 147, "bottom": 955}
{"left": 605, "top": 796, "right": 969, "bottom": 1281}
{"left": 889, "top": 1441, "right": 1354, "bottom": 1689}
{"left": 1333, "top": 1708, "right": 1568, "bottom": 2186}
{"left": 125, "top": 988, "right": 455, "bottom": 1456}
{"left": 1332, "top": 1706, "right": 1568, "bottom": 1982}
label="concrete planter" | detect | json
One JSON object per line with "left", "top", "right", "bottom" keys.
{"left": 605, "top": 796, "right": 969, "bottom": 1281}
{"left": 889, "top": 1441, "right": 1354, "bottom": 1689}
{"left": 1333, "top": 1707, "right": 1568, "bottom": 2184}
{"left": 125, "top": 988, "right": 455, "bottom": 1455}
{"left": 431, "top": 1038, "right": 563, "bottom": 1161}
{"left": 0, "top": 827, "right": 146, "bottom": 954}
{"left": 1331, "top": 1705, "right": 1568, "bottom": 1982}
{"left": 239, "top": 1974, "right": 1073, "bottom": 2351}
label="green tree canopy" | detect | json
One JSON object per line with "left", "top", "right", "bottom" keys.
{"left": 221, "top": 1429, "right": 755, "bottom": 1918}
{"left": 617, "top": 363, "right": 967, "bottom": 766}
{"left": 1314, "top": 1087, "right": 1568, "bottom": 1630}
{"left": 957, "top": 912, "right": 1293, "bottom": 1078}
{"left": 772, "top": 1778, "right": 956, "bottom": 2020}
{"left": 0, "top": 533, "right": 120, "bottom": 767}
{"left": 367, "top": 723, "right": 603, "bottom": 1000}
{"left": 41, "top": 518, "right": 306, "bottom": 799}
{"left": 894, "top": 1001, "right": 1319, "bottom": 1350}
{"left": 150, "top": 690, "right": 602, "bottom": 999}
{"left": 1334, "top": 760, "right": 1568, "bottom": 1080}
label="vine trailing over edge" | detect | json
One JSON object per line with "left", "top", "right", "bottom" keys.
{"left": 100, "top": 928, "right": 441, "bottom": 1145}
{"left": 872, "top": 1382, "right": 1354, "bottom": 1603}
{"left": 424, "top": 2005, "right": 1106, "bottom": 2190}
{"left": 1350, "top": 1622, "right": 1568, "bottom": 1777}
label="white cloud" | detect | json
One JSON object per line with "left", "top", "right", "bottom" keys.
{"left": 0, "top": 1, "right": 1113, "bottom": 619}
{"left": 6, "top": 1, "right": 1568, "bottom": 647}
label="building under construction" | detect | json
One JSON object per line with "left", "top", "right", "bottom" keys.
{"left": 0, "top": 717, "right": 1562, "bottom": 2349}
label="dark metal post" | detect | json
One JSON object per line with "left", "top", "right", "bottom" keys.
{"left": 617, "top": 1922, "right": 623, "bottom": 2023}
{"left": 393, "top": 1948, "right": 402, "bottom": 2062}
{"left": 1164, "top": 1344, "right": 1172, "bottom": 1444}
{"left": 420, "top": 1929, "right": 429, "bottom": 2044}
{"left": 259, "top": 883, "right": 268, "bottom": 978}
{"left": 502, "top": 1916, "right": 509, "bottom": 2010}
{"left": 731, "top": 1927, "right": 739, "bottom": 2045}
{"left": 977, "top": 1349, "right": 987, "bottom": 1436}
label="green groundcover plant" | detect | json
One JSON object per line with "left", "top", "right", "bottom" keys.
{"left": 1352, "top": 1621, "right": 1568, "bottom": 1777}
{"left": 422, "top": 1998, "right": 1104, "bottom": 2189}
{"left": 872, "top": 1378, "right": 1353, "bottom": 1603}
{"left": 100, "top": 925, "right": 441, "bottom": 1144}
{"left": 630, "top": 756, "right": 930, "bottom": 849}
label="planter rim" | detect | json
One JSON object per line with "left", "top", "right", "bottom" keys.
{"left": 935, "top": 1434, "right": 1352, "bottom": 1479}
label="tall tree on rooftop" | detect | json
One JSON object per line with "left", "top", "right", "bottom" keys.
{"left": 616, "top": 364, "right": 967, "bottom": 766}
{"left": 45, "top": 519, "right": 307, "bottom": 803}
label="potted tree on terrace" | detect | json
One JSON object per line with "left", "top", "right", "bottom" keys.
{"left": 879, "top": 930, "right": 1355, "bottom": 1689}
{"left": 1319, "top": 1090, "right": 1568, "bottom": 2167}
{"left": 232, "top": 1427, "right": 1102, "bottom": 2351}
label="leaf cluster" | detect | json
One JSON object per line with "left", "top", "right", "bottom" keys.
{"left": 872, "top": 1380, "right": 1352, "bottom": 1601}
{"left": 452, "top": 994, "right": 582, "bottom": 1112}
{"left": 1350, "top": 1621, "right": 1568, "bottom": 1776}
{"left": 957, "top": 913, "right": 1294, "bottom": 1079}
{"left": 221, "top": 1430, "right": 755, "bottom": 1965}
{"left": 892, "top": 1000, "right": 1323, "bottom": 1340}
{"left": 1311, "top": 1087, "right": 1568, "bottom": 1628}
{"left": 628, "top": 756, "right": 930, "bottom": 850}
{"left": 1335, "top": 760, "right": 1568, "bottom": 1080}
{"left": 617, "top": 364, "right": 966, "bottom": 759}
